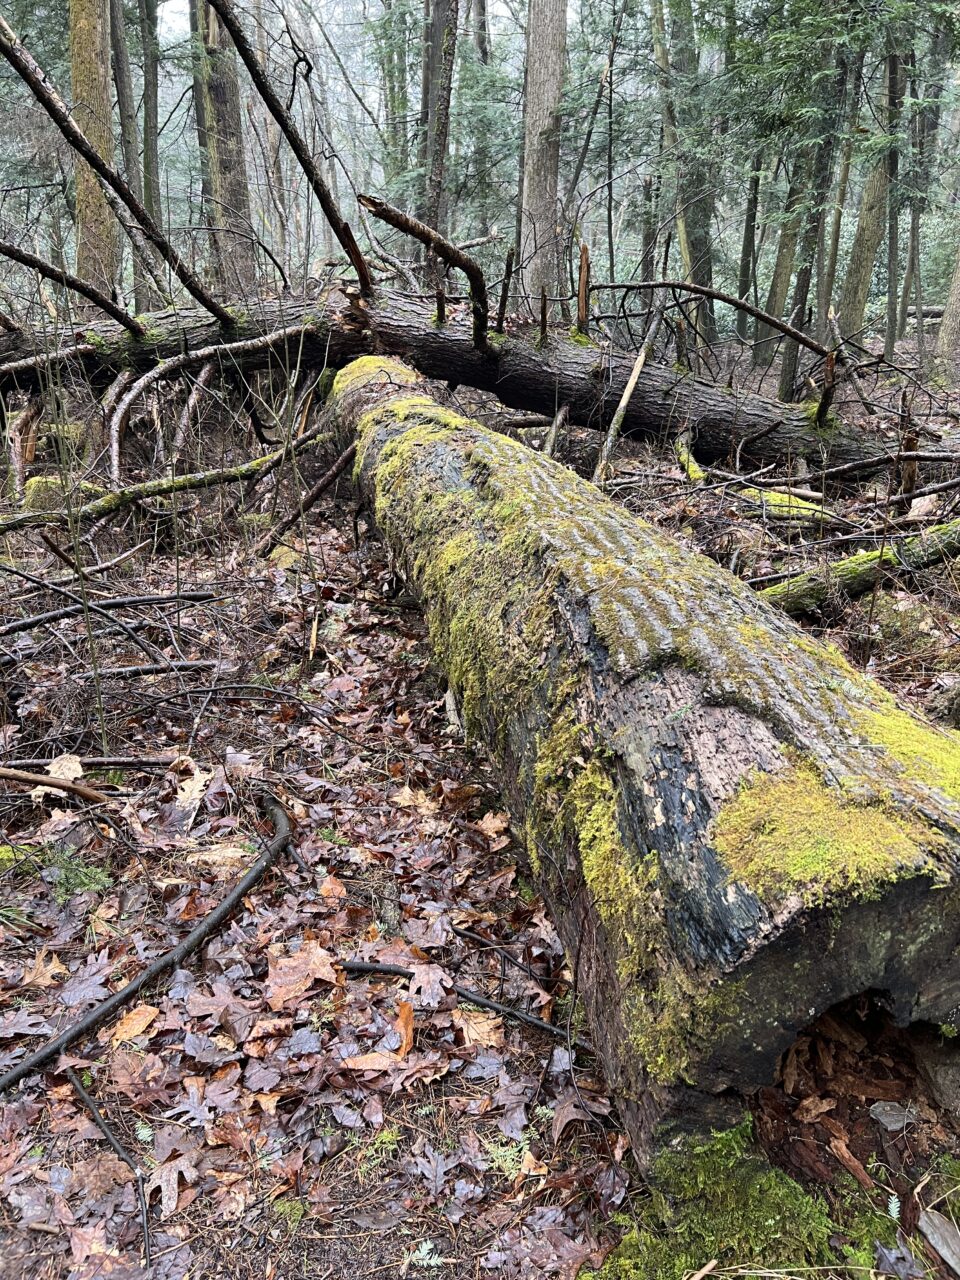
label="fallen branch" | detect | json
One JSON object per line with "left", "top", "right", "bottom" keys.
{"left": 593, "top": 278, "right": 832, "bottom": 359}
{"left": 0, "top": 239, "right": 145, "bottom": 336}
{"left": 107, "top": 322, "right": 309, "bottom": 482}
{"left": 758, "top": 515, "right": 960, "bottom": 616}
{"left": 340, "top": 960, "right": 577, "bottom": 1044}
{"left": 359, "top": 194, "right": 490, "bottom": 351}
{"left": 592, "top": 307, "right": 664, "bottom": 484}
{"left": 0, "top": 766, "right": 111, "bottom": 804}
{"left": 255, "top": 442, "right": 357, "bottom": 554}
{"left": 0, "top": 427, "right": 327, "bottom": 536}
{"left": 0, "top": 590, "right": 217, "bottom": 639}
{"left": 0, "top": 796, "right": 292, "bottom": 1094}
{"left": 76, "top": 659, "right": 221, "bottom": 680}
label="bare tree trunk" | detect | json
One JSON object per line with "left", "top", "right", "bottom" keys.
{"left": 70, "top": 0, "right": 119, "bottom": 296}
{"left": 836, "top": 161, "right": 887, "bottom": 339}
{"left": 753, "top": 172, "right": 802, "bottom": 367}
{"left": 191, "top": 1, "right": 256, "bottom": 292}
{"left": 519, "top": 0, "right": 566, "bottom": 307}
{"left": 137, "top": 0, "right": 161, "bottom": 221}
{"left": 778, "top": 49, "right": 847, "bottom": 401}
{"left": 934, "top": 239, "right": 960, "bottom": 381}
{"left": 109, "top": 0, "right": 148, "bottom": 310}
{"left": 736, "top": 155, "right": 761, "bottom": 341}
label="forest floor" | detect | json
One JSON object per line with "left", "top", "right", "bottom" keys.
{"left": 4, "top": 348, "right": 960, "bottom": 1278}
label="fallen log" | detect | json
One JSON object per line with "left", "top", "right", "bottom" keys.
{"left": 328, "top": 355, "right": 960, "bottom": 1171}
{"left": 0, "top": 286, "right": 890, "bottom": 472}
{"left": 760, "top": 515, "right": 960, "bottom": 616}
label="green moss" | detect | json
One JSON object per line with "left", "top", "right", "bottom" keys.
{"left": 739, "top": 485, "right": 832, "bottom": 521}
{"left": 674, "top": 437, "right": 706, "bottom": 484}
{"left": 331, "top": 356, "right": 419, "bottom": 399}
{"left": 567, "top": 326, "right": 594, "bottom": 346}
{"left": 21, "top": 476, "right": 105, "bottom": 512}
{"left": 585, "top": 1122, "right": 838, "bottom": 1280}
{"left": 712, "top": 757, "right": 937, "bottom": 904}
{"left": 859, "top": 699, "right": 960, "bottom": 803}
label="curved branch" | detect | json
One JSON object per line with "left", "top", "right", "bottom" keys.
{"left": 0, "top": 239, "right": 145, "bottom": 335}
{"left": 591, "top": 279, "right": 832, "bottom": 359}
{"left": 0, "top": 15, "right": 234, "bottom": 327}
{"left": 359, "top": 194, "right": 489, "bottom": 351}
{"left": 204, "top": 0, "right": 372, "bottom": 295}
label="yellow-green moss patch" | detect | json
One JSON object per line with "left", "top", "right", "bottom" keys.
{"left": 331, "top": 356, "right": 418, "bottom": 399}
{"left": 713, "top": 758, "right": 935, "bottom": 902}
{"left": 584, "top": 1121, "right": 887, "bottom": 1280}
{"left": 860, "top": 699, "right": 960, "bottom": 804}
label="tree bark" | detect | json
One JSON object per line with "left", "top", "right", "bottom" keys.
{"left": 70, "top": 0, "right": 119, "bottom": 296}
{"left": 109, "top": 0, "right": 149, "bottom": 311}
{"left": 0, "top": 287, "right": 891, "bottom": 471}
{"left": 753, "top": 172, "right": 802, "bottom": 367}
{"left": 328, "top": 354, "right": 960, "bottom": 1166}
{"left": 193, "top": 0, "right": 257, "bottom": 293}
{"left": 837, "top": 161, "right": 888, "bottom": 339}
{"left": 519, "top": 0, "right": 565, "bottom": 307}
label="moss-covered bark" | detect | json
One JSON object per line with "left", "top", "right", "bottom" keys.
{"left": 331, "top": 357, "right": 960, "bottom": 1171}
{"left": 760, "top": 516, "right": 960, "bottom": 615}
{"left": 327, "top": 355, "right": 960, "bottom": 1172}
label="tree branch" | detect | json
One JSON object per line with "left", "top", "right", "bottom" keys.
{"left": 592, "top": 279, "right": 832, "bottom": 359}
{"left": 204, "top": 0, "right": 372, "bottom": 295}
{"left": 359, "top": 194, "right": 489, "bottom": 351}
{"left": 0, "top": 238, "right": 145, "bottom": 335}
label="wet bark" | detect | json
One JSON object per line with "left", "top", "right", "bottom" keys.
{"left": 328, "top": 355, "right": 960, "bottom": 1167}
{"left": 0, "top": 286, "right": 891, "bottom": 471}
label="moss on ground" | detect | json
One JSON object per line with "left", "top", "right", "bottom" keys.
{"left": 585, "top": 1122, "right": 893, "bottom": 1280}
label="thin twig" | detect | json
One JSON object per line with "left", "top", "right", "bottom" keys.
{"left": 65, "top": 1067, "right": 151, "bottom": 1268}
{"left": 0, "top": 766, "right": 111, "bottom": 804}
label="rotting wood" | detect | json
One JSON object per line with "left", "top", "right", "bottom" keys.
{"left": 328, "top": 354, "right": 960, "bottom": 1168}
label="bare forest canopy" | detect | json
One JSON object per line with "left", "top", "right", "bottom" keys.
{"left": 7, "top": 0, "right": 960, "bottom": 1278}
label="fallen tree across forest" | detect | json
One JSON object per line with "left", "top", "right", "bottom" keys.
{"left": 327, "top": 354, "right": 960, "bottom": 1171}
{"left": 0, "top": 285, "right": 893, "bottom": 473}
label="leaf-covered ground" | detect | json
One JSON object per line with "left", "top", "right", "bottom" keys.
{"left": 0, "top": 511, "right": 624, "bottom": 1278}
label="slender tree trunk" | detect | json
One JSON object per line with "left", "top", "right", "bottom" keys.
{"left": 109, "top": 0, "right": 148, "bottom": 310}
{"left": 753, "top": 172, "right": 802, "bottom": 367}
{"left": 519, "top": 0, "right": 566, "bottom": 307}
{"left": 836, "top": 161, "right": 887, "bottom": 339}
{"left": 821, "top": 50, "right": 864, "bottom": 328}
{"left": 137, "top": 0, "right": 161, "bottom": 221}
{"left": 70, "top": 0, "right": 119, "bottom": 297}
{"left": 192, "top": 1, "right": 256, "bottom": 292}
{"left": 736, "top": 156, "right": 761, "bottom": 341}
{"left": 884, "top": 51, "right": 902, "bottom": 362}
{"left": 778, "top": 50, "right": 847, "bottom": 402}
{"left": 934, "top": 241, "right": 960, "bottom": 381}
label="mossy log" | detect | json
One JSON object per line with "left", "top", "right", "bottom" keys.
{"left": 0, "top": 286, "right": 890, "bottom": 472}
{"left": 329, "top": 355, "right": 960, "bottom": 1168}
{"left": 760, "top": 515, "right": 960, "bottom": 615}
